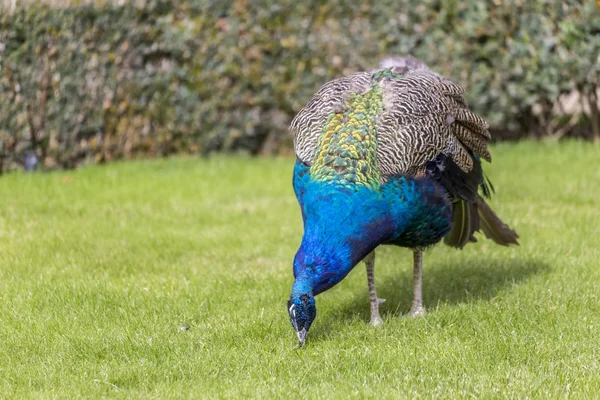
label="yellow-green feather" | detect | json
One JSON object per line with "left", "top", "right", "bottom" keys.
{"left": 310, "top": 85, "right": 384, "bottom": 190}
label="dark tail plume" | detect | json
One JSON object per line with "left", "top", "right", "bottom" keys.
{"left": 444, "top": 197, "right": 519, "bottom": 249}
{"left": 475, "top": 197, "right": 519, "bottom": 246}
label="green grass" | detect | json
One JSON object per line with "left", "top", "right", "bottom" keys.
{"left": 1, "top": 141, "right": 599, "bottom": 399}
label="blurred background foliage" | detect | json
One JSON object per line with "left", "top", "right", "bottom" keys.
{"left": 0, "top": 0, "right": 599, "bottom": 173}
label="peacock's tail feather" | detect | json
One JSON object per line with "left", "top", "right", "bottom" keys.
{"left": 443, "top": 199, "right": 478, "bottom": 249}
{"left": 475, "top": 197, "right": 519, "bottom": 246}
{"left": 444, "top": 197, "right": 519, "bottom": 249}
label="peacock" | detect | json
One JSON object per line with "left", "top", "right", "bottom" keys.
{"left": 287, "top": 56, "right": 519, "bottom": 346}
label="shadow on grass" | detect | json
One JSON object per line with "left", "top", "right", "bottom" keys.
{"left": 311, "top": 258, "right": 550, "bottom": 341}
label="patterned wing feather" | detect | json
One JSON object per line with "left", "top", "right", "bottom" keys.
{"left": 376, "top": 65, "right": 489, "bottom": 175}
{"left": 291, "top": 56, "right": 492, "bottom": 179}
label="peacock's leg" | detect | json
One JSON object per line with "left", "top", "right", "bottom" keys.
{"left": 365, "top": 251, "right": 385, "bottom": 326}
{"left": 408, "top": 248, "right": 426, "bottom": 316}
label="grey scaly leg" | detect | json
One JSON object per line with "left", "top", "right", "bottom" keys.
{"left": 364, "top": 251, "right": 385, "bottom": 326}
{"left": 408, "top": 248, "right": 425, "bottom": 316}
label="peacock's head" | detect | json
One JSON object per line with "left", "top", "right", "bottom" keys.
{"left": 287, "top": 294, "right": 316, "bottom": 346}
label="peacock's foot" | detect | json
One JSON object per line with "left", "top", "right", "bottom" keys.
{"left": 369, "top": 298, "right": 386, "bottom": 327}
{"left": 406, "top": 306, "right": 425, "bottom": 317}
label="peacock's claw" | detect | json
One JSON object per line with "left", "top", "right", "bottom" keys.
{"left": 406, "top": 306, "right": 426, "bottom": 317}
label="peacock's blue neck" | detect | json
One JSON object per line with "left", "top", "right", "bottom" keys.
{"left": 292, "top": 180, "right": 403, "bottom": 296}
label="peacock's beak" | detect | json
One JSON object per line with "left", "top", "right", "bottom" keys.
{"left": 296, "top": 328, "right": 307, "bottom": 346}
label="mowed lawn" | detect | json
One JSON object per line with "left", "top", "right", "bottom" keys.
{"left": 1, "top": 141, "right": 599, "bottom": 398}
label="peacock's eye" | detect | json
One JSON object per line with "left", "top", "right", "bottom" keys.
{"left": 300, "top": 294, "right": 309, "bottom": 305}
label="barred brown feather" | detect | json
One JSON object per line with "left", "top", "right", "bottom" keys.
{"left": 290, "top": 57, "right": 491, "bottom": 177}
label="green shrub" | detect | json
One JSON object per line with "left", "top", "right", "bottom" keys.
{"left": 1, "top": 0, "right": 599, "bottom": 173}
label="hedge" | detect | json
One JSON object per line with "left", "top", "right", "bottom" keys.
{"left": 1, "top": 0, "right": 599, "bottom": 172}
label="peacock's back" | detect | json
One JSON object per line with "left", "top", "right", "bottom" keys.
{"left": 290, "top": 56, "right": 491, "bottom": 183}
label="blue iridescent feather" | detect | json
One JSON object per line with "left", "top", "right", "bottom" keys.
{"left": 292, "top": 159, "right": 453, "bottom": 297}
